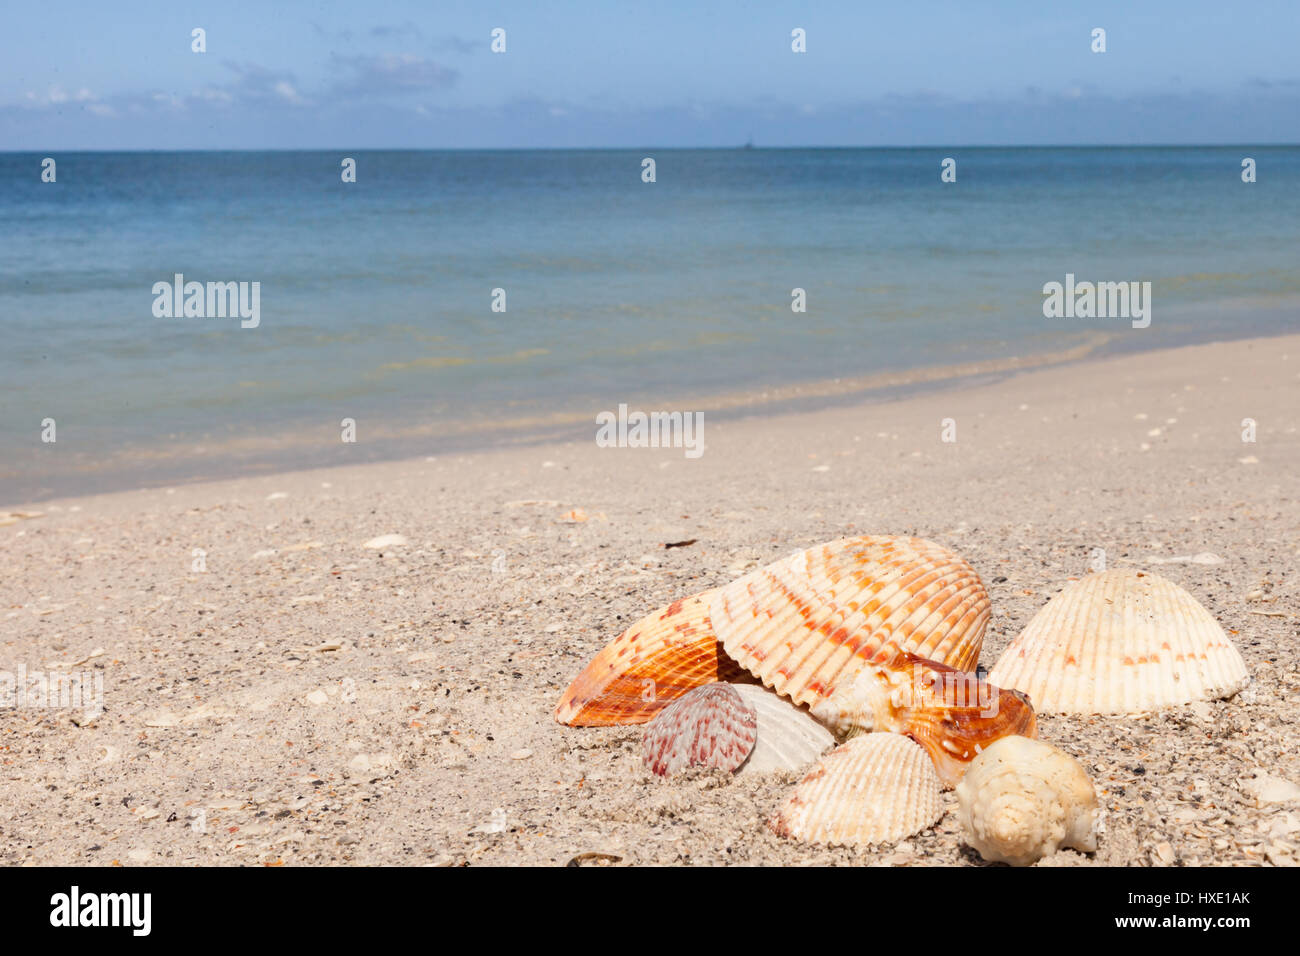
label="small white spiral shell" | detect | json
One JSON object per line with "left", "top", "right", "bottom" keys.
{"left": 955, "top": 735, "right": 1100, "bottom": 866}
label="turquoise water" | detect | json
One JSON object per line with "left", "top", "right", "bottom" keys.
{"left": 2, "top": 147, "right": 1298, "bottom": 499}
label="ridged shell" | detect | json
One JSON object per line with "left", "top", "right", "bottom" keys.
{"left": 729, "top": 684, "right": 835, "bottom": 775}
{"left": 809, "top": 652, "right": 1038, "bottom": 788}
{"left": 770, "top": 733, "right": 943, "bottom": 846}
{"left": 955, "top": 735, "right": 1100, "bottom": 866}
{"left": 989, "top": 570, "right": 1249, "bottom": 715}
{"left": 711, "top": 536, "right": 988, "bottom": 711}
{"left": 641, "top": 684, "right": 758, "bottom": 776}
{"left": 554, "top": 591, "right": 754, "bottom": 725}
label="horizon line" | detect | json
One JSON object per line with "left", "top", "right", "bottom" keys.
{"left": 4, "top": 142, "right": 1299, "bottom": 154}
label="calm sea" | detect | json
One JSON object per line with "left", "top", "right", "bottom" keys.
{"left": 2, "top": 147, "right": 1298, "bottom": 501}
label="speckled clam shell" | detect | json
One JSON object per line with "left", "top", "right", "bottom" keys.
{"left": 770, "top": 733, "right": 943, "bottom": 847}
{"left": 641, "top": 683, "right": 758, "bottom": 777}
{"left": 554, "top": 591, "right": 754, "bottom": 726}
{"left": 729, "top": 684, "right": 835, "bottom": 775}
{"left": 989, "top": 570, "right": 1249, "bottom": 715}
{"left": 955, "top": 735, "right": 1100, "bottom": 866}
{"left": 809, "top": 652, "right": 1038, "bottom": 788}
{"left": 711, "top": 536, "right": 989, "bottom": 711}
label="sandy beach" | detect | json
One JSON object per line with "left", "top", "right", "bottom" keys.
{"left": 2, "top": 333, "right": 1298, "bottom": 867}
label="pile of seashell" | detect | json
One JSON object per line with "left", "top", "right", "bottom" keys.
{"left": 553, "top": 535, "right": 1251, "bottom": 865}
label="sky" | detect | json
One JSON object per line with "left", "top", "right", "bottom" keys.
{"left": 3, "top": 0, "right": 1298, "bottom": 149}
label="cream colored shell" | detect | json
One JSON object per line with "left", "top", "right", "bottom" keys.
{"left": 955, "top": 735, "right": 1100, "bottom": 866}
{"left": 730, "top": 683, "right": 835, "bottom": 775}
{"left": 989, "top": 569, "right": 1249, "bottom": 714}
{"left": 769, "top": 733, "right": 943, "bottom": 846}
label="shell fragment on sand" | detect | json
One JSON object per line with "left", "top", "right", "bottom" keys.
{"left": 641, "top": 684, "right": 757, "bottom": 777}
{"left": 955, "top": 735, "right": 1100, "bottom": 866}
{"left": 711, "top": 535, "right": 989, "bottom": 711}
{"left": 989, "top": 569, "right": 1249, "bottom": 715}
{"left": 729, "top": 683, "right": 835, "bottom": 775}
{"left": 553, "top": 591, "right": 754, "bottom": 726}
{"left": 770, "top": 733, "right": 943, "bottom": 847}
{"left": 0, "top": 511, "right": 44, "bottom": 527}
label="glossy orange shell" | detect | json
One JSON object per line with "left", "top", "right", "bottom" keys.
{"left": 553, "top": 591, "right": 753, "bottom": 725}
{"left": 891, "top": 654, "right": 1038, "bottom": 788}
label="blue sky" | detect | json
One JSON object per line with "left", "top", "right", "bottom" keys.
{"left": 3, "top": 0, "right": 1298, "bottom": 149}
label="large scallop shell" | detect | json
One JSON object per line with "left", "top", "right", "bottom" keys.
{"left": 730, "top": 683, "right": 835, "bottom": 775}
{"left": 554, "top": 591, "right": 754, "bottom": 725}
{"left": 711, "top": 536, "right": 988, "bottom": 711}
{"left": 955, "top": 735, "right": 1100, "bottom": 866}
{"left": 641, "top": 684, "right": 758, "bottom": 777}
{"left": 810, "top": 652, "right": 1037, "bottom": 787}
{"left": 770, "top": 733, "right": 943, "bottom": 846}
{"left": 988, "top": 569, "right": 1249, "bottom": 715}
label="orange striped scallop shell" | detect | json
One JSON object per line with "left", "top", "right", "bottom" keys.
{"left": 710, "top": 535, "right": 989, "bottom": 710}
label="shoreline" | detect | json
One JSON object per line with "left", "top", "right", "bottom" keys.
{"left": 1, "top": 329, "right": 1297, "bottom": 865}
{"left": 7, "top": 318, "right": 1298, "bottom": 509}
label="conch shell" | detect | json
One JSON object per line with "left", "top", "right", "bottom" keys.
{"left": 555, "top": 535, "right": 990, "bottom": 726}
{"left": 553, "top": 591, "right": 753, "bottom": 725}
{"left": 989, "top": 569, "right": 1249, "bottom": 714}
{"left": 809, "top": 652, "right": 1037, "bottom": 787}
{"left": 641, "top": 684, "right": 757, "bottom": 777}
{"left": 770, "top": 733, "right": 943, "bottom": 846}
{"left": 955, "top": 735, "right": 1100, "bottom": 866}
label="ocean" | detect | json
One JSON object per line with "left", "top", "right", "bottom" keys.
{"left": 2, "top": 147, "right": 1298, "bottom": 501}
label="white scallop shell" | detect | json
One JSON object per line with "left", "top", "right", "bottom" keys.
{"left": 989, "top": 569, "right": 1249, "bottom": 715}
{"left": 729, "top": 684, "right": 834, "bottom": 775}
{"left": 769, "top": 733, "right": 943, "bottom": 846}
{"left": 955, "top": 735, "right": 1100, "bottom": 866}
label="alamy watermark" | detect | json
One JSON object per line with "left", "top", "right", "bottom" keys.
{"left": 1, "top": 664, "right": 104, "bottom": 720}
{"left": 152, "top": 274, "right": 260, "bottom": 328}
{"left": 595, "top": 403, "right": 704, "bottom": 459}
{"left": 1043, "top": 273, "right": 1151, "bottom": 329}
{"left": 913, "top": 664, "right": 999, "bottom": 718}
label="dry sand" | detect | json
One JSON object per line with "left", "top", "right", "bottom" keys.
{"left": 2, "top": 334, "right": 1298, "bottom": 866}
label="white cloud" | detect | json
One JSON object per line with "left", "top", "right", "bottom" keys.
{"left": 22, "top": 85, "right": 98, "bottom": 107}
{"left": 274, "top": 81, "right": 305, "bottom": 105}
